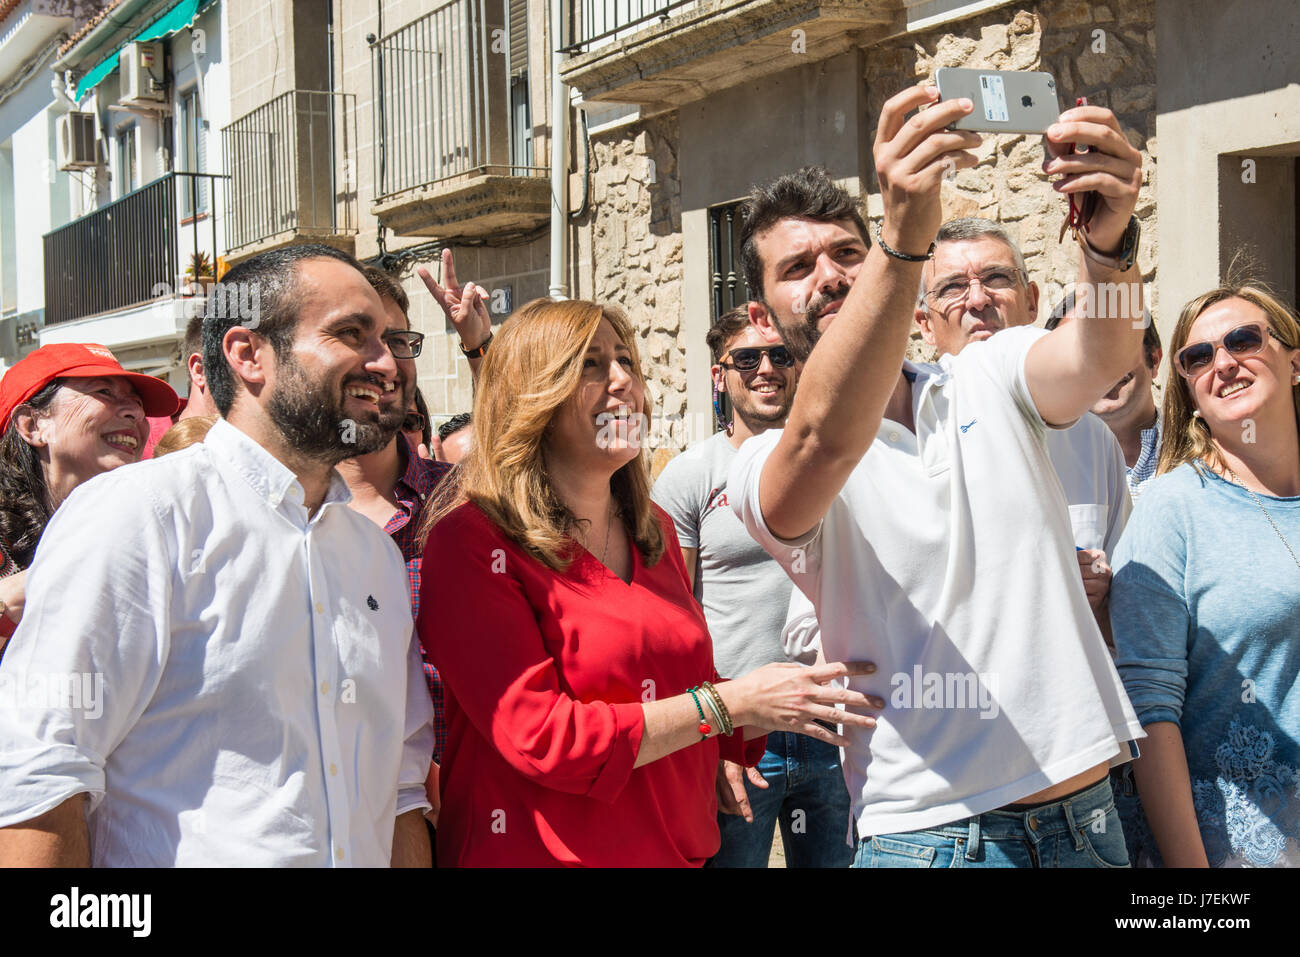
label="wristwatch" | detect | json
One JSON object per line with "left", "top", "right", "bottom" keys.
{"left": 1077, "top": 215, "right": 1141, "bottom": 272}
{"left": 460, "top": 331, "right": 493, "bottom": 359}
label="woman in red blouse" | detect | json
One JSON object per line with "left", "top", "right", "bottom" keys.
{"left": 417, "top": 298, "right": 876, "bottom": 867}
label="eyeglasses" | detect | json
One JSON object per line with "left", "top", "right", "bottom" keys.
{"left": 384, "top": 330, "right": 425, "bottom": 359}
{"left": 402, "top": 412, "right": 426, "bottom": 433}
{"left": 1174, "top": 322, "right": 1290, "bottom": 380}
{"left": 720, "top": 345, "right": 796, "bottom": 372}
{"left": 923, "top": 268, "right": 1025, "bottom": 309}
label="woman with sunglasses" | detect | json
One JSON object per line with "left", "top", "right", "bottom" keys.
{"left": 416, "top": 298, "right": 876, "bottom": 867}
{"left": 1109, "top": 284, "right": 1300, "bottom": 867}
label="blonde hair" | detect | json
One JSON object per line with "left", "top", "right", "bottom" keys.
{"left": 1158, "top": 283, "right": 1300, "bottom": 477}
{"left": 420, "top": 298, "right": 664, "bottom": 571}
{"left": 153, "top": 415, "right": 218, "bottom": 457}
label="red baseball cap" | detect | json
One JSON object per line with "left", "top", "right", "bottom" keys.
{"left": 0, "top": 343, "right": 180, "bottom": 432}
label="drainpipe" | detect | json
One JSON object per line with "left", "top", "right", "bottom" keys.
{"left": 548, "top": 0, "right": 569, "bottom": 299}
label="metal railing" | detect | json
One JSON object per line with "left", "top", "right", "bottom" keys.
{"left": 562, "top": 0, "right": 700, "bottom": 53}
{"left": 371, "top": 0, "right": 546, "bottom": 200}
{"left": 221, "top": 90, "right": 357, "bottom": 250}
{"left": 43, "top": 172, "right": 228, "bottom": 326}
{"left": 709, "top": 200, "right": 749, "bottom": 320}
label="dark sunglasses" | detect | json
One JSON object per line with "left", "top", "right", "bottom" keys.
{"left": 721, "top": 345, "right": 796, "bottom": 373}
{"left": 1175, "top": 322, "right": 1288, "bottom": 379}
{"left": 402, "top": 412, "right": 426, "bottom": 433}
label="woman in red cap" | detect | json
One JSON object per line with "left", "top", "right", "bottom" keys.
{"left": 0, "top": 343, "right": 178, "bottom": 651}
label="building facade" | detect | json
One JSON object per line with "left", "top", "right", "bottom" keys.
{"left": 3, "top": 0, "right": 1296, "bottom": 440}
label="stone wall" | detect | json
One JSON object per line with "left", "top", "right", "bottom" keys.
{"left": 581, "top": 113, "right": 688, "bottom": 449}
{"left": 862, "top": 0, "right": 1158, "bottom": 360}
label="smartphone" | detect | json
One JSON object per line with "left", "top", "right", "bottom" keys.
{"left": 934, "top": 68, "right": 1060, "bottom": 134}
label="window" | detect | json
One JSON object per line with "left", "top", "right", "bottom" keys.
{"left": 508, "top": 0, "right": 532, "bottom": 170}
{"left": 116, "top": 125, "right": 139, "bottom": 198}
{"left": 708, "top": 200, "right": 749, "bottom": 320}
{"left": 177, "top": 88, "right": 209, "bottom": 217}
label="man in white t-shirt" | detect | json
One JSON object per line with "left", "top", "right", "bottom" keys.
{"left": 731, "top": 85, "right": 1146, "bottom": 867}
{"left": 916, "top": 217, "right": 1131, "bottom": 624}
{"left": 785, "top": 218, "right": 1135, "bottom": 658}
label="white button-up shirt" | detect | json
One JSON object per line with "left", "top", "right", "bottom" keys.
{"left": 0, "top": 419, "right": 433, "bottom": 866}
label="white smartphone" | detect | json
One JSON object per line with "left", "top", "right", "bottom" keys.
{"left": 934, "top": 68, "right": 1061, "bottom": 134}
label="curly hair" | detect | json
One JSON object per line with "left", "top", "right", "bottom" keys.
{"left": 0, "top": 380, "right": 62, "bottom": 569}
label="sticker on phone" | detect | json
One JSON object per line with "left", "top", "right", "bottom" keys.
{"left": 978, "top": 74, "right": 1009, "bottom": 123}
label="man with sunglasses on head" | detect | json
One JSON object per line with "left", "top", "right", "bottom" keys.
{"left": 339, "top": 267, "right": 454, "bottom": 854}
{"left": 731, "top": 85, "right": 1148, "bottom": 868}
{"left": 653, "top": 306, "right": 855, "bottom": 868}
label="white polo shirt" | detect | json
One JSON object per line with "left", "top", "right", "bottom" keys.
{"left": 0, "top": 418, "right": 433, "bottom": 866}
{"left": 732, "top": 326, "right": 1143, "bottom": 838}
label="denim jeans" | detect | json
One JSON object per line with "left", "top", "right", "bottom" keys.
{"left": 852, "top": 777, "right": 1130, "bottom": 868}
{"left": 710, "top": 731, "right": 854, "bottom": 868}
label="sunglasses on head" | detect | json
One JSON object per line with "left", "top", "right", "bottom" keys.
{"left": 721, "top": 345, "right": 796, "bottom": 372}
{"left": 1175, "top": 322, "right": 1289, "bottom": 379}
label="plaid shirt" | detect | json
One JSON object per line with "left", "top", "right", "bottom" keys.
{"left": 384, "top": 434, "right": 454, "bottom": 763}
{"left": 1126, "top": 411, "right": 1163, "bottom": 504}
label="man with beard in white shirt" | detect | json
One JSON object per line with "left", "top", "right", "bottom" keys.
{"left": 731, "top": 85, "right": 1146, "bottom": 867}
{"left": 0, "top": 244, "right": 434, "bottom": 867}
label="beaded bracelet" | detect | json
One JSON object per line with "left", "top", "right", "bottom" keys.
{"left": 686, "top": 687, "right": 712, "bottom": 739}
{"left": 700, "top": 681, "right": 734, "bottom": 736}
{"left": 700, "top": 687, "right": 727, "bottom": 735}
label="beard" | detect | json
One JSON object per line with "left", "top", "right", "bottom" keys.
{"left": 266, "top": 351, "right": 406, "bottom": 464}
{"left": 766, "top": 285, "right": 849, "bottom": 363}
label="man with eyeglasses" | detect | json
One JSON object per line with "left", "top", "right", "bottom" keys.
{"left": 339, "top": 267, "right": 455, "bottom": 858}
{"left": 917, "top": 219, "right": 1132, "bottom": 627}
{"left": 653, "top": 305, "right": 854, "bottom": 868}
{"left": 731, "top": 87, "right": 1147, "bottom": 868}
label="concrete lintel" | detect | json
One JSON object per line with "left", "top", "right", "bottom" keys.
{"left": 561, "top": 0, "right": 900, "bottom": 108}
{"left": 224, "top": 229, "right": 357, "bottom": 266}
{"left": 372, "top": 173, "right": 551, "bottom": 240}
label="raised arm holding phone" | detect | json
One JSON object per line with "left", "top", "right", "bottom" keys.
{"left": 731, "top": 82, "right": 1148, "bottom": 868}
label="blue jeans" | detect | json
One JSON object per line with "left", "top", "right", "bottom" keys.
{"left": 710, "top": 731, "right": 854, "bottom": 868}
{"left": 852, "top": 777, "right": 1130, "bottom": 868}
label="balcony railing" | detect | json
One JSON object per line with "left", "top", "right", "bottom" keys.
{"left": 222, "top": 90, "right": 357, "bottom": 251}
{"left": 562, "top": 0, "right": 699, "bottom": 53}
{"left": 371, "top": 0, "right": 545, "bottom": 200}
{"left": 42, "top": 172, "right": 228, "bottom": 326}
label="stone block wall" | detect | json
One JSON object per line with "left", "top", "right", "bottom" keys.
{"left": 863, "top": 0, "right": 1158, "bottom": 360}
{"left": 578, "top": 113, "right": 688, "bottom": 449}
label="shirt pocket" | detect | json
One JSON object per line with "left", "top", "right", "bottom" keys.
{"left": 1067, "top": 504, "right": 1107, "bottom": 553}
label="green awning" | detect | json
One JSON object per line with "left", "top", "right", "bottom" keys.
{"left": 74, "top": 0, "right": 204, "bottom": 102}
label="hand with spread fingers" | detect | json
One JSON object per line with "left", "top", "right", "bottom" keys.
{"left": 872, "top": 83, "right": 983, "bottom": 254}
{"left": 416, "top": 249, "right": 492, "bottom": 365}
{"left": 718, "top": 661, "right": 883, "bottom": 749}
{"left": 1042, "top": 105, "right": 1143, "bottom": 254}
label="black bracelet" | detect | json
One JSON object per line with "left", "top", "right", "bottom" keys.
{"left": 874, "top": 223, "right": 935, "bottom": 262}
{"left": 460, "top": 331, "right": 493, "bottom": 358}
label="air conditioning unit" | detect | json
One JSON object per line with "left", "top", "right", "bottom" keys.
{"left": 57, "top": 111, "right": 99, "bottom": 170}
{"left": 119, "top": 41, "right": 167, "bottom": 107}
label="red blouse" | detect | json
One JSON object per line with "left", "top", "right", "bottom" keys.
{"left": 418, "top": 501, "right": 765, "bottom": 867}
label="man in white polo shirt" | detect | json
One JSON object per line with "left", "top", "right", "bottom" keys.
{"left": 732, "top": 85, "right": 1146, "bottom": 867}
